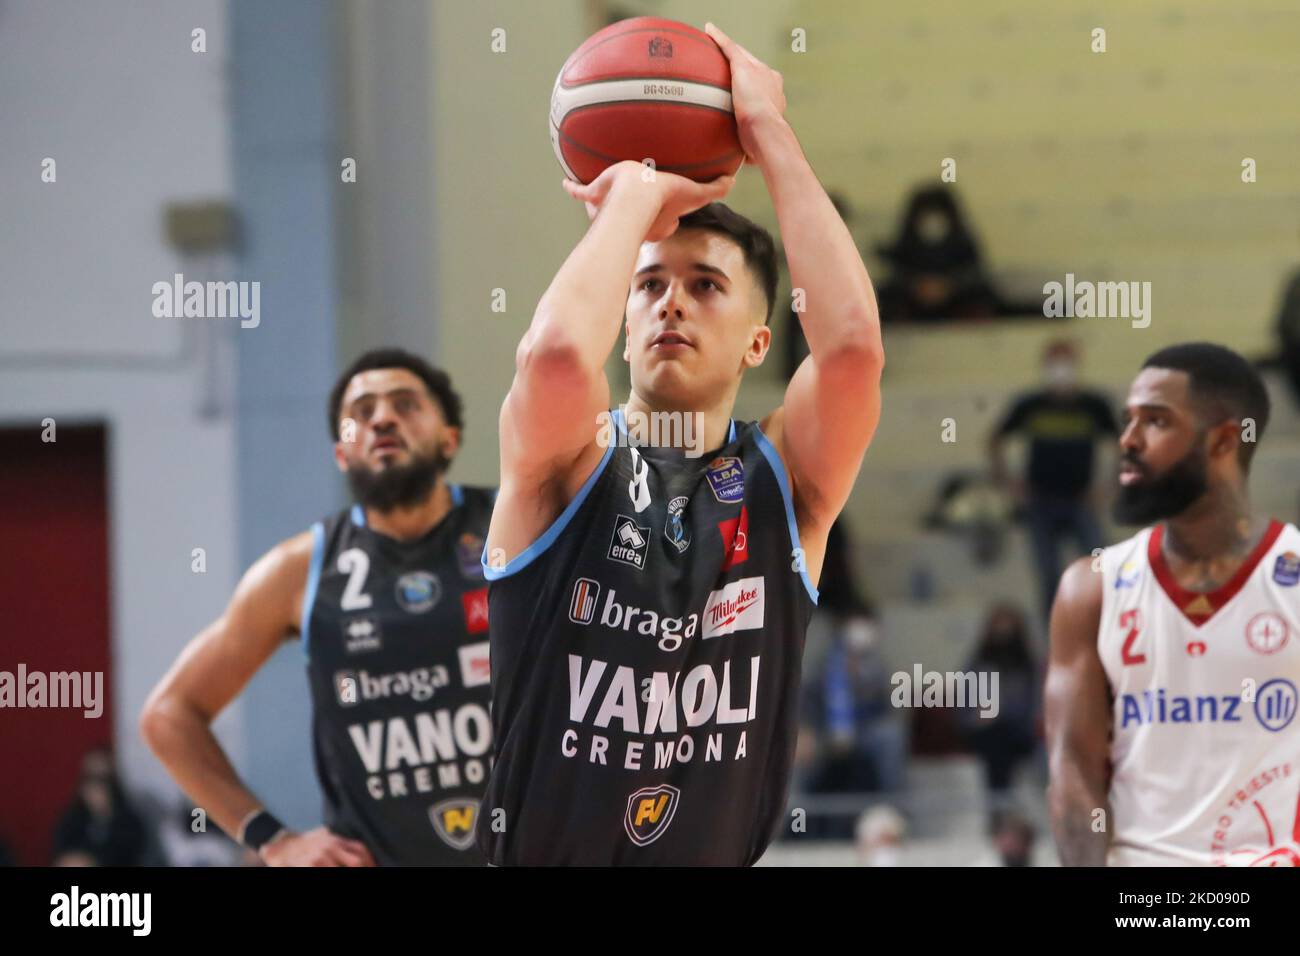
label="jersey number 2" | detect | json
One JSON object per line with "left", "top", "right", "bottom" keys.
{"left": 1119, "top": 609, "right": 1146, "bottom": 665}
{"left": 338, "top": 548, "right": 373, "bottom": 610}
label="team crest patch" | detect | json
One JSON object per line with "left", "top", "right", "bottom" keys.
{"left": 624, "top": 785, "right": 680, "bottom": 846}
{"left": 429, "top": 799, "right": 479, "bottom": 851}
{"left": 1275, "top": 552, "right": 1300, "bottom": 587}
{"left": 664, "top": 496, "right": 691, "bottom": 554}
{"left": 718, "top": 505, "right": 749, "bottom": 571}
{"left": 395, "top": 571, "right": 441, "bottom": 613}
{"left": 609, "top": 514, "right": 650, "bottom": 569}
{"left": 1246, "top": 612, "right": 1290, "bottom": 656}
{"left": 705, "top": 456, "right": 744, "bottom": 504}
{"left": 456, "top": 533, "right": 486, "bottom": 579}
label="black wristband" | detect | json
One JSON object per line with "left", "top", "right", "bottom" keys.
{"left": 239, "top": 809, "right": 286, "bottom": 851}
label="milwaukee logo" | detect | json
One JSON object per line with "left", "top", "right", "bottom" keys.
{"left": 702, "top": 577, "right": 765, "bottom": 639}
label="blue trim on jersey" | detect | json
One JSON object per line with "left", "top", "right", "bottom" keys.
{"left": 728, "top": 419, "right": 736, "bottom": 444}
{"left": 300, "top": 521, "right": 326, "bottom": 657}
{"left": 481, "top": 441, "right": 617, "bottom": 581}
{"left": 350, "top": 503, "right": 366, "bottom": 528}
{"left": 450, "top": 483, "right": 464, "bottom": 507}
{"left": 490, "top": 487, "right": 499, "bottom": 503}
{"left": 752, "top": 425, "right": 819, "bottom": 605}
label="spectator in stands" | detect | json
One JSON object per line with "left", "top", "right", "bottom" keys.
{"left": 971, "top": 807, "right": 1038, "bottom": 867}
{"left": 876, "top": 185, "right": 1001, "bottom": 322}
{"left": 805, "top": 521, "right": 908, "bottom": 800}
{"left": 855, "top": 804, "right": 907, "bottom": 866}
{"left": 989, "top": 339, "right": 1118, "bottom": 618}
{"left": 51, "top": 746, "right": 150, "bottom": 867}
{"left": 1274, "top": 231, "right": 1300, "bottom": 404}
{"left": 957, "top": 603, "right": 1041, "bottom": 802}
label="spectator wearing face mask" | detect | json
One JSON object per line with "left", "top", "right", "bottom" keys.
{"left": 956, "top": 603, "right": 1042, "bottom": 802}
{"left": 51, "top": 747, "right": 151, "bottom": 867}
{"left": 989, "top": 340, "right": 1118, "bottom": 618}
{"left": 875, "top": 185, "right": 1001, "bottom": 322}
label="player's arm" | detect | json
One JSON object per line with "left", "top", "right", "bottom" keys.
{"left": 708, "top": 24, "right": 883, "bottom": 531}
{"left": 1045, "top": 556, "right": 1113, "bottom": 866}
{"left": 498, "top": 162, "right": 733, "bottom": 485}
{"left": 139, "top": 532, "right": 374, "bottom": 866}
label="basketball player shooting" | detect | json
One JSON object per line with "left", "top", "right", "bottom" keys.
{"left": 478, "top": 23, "right": 884, "bottom": 865}
{"left": 141, "top": 350, "right": 496, "bottom": 866}
{"left": 1047, "top": 343, "right": 1300, "bottom": 866}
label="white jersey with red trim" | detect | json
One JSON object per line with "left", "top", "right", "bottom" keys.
{"left": 1098, "top": 519, "right": 1300, "bottom": 866}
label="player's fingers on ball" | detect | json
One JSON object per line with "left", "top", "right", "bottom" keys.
{"left": 704, "top": 22, "right": 736, "bottom": 56}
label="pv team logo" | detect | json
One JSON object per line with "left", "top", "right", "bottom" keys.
{"left": 395, "top": 571, "right": 441, "bottom": 613}
{"left": 342, "top": 616, "right": 382, "bottom": 654}
{"left": 429, "top": 798, "right": 479, "bottom": 851}
{"left": 624, "top": 785, "right": 680, "bottom": 846}
{"left": 705, "top": 456, "right": 744, "bottom": 504}
{"left": 717, "top": 505, "right": 749, "bottom": 571}
{"left": 664, "top": 496, "right": 691, "bottom": 554}
{"left": 1246, "top": 612, "right": 1290, "bottom": 655}
{"left": 1255, "top": 679, "right": 1298, "bottom": 732}
{"left": 569, "top": 577, "right": 600, "bottom": 625}
{"left": 461, "top": 587, "right": 489, "bottom": 635}
{"left": 609, "top": 514, "right": 650, "bottom": 570}
{"left": 702, "top": 576, "right": 765, "bottom": 639}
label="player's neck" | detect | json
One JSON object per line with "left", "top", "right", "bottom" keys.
{"left": 1161, "top": 483, "right": 1260, "bottom": 564}
{"left": 621, "top": 392, "right": 736, "bottom": 455}
{"left": 362, "top": 480, "right": 453, "bottom": 542}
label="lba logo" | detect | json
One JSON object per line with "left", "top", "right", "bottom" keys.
{"left": 624, "top": 785, "right": 680, "bottom": 846}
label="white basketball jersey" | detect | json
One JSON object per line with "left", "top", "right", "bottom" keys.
{"left": 1098, "top": 520, "right": 1300, "bottom": 866}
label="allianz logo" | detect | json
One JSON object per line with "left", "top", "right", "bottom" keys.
{"left": 567, "top": 576, "right": 765, "bottom": 652}
{"left": 334, "top": 666, "right": 450, "bottom": 707}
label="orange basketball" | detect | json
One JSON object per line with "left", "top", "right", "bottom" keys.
{"left": 550, "top": 17, "right": 745, "bottom": 185}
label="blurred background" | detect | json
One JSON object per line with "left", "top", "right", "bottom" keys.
{"left": 2, "top": 0, "right": 1299, "bottom": 867}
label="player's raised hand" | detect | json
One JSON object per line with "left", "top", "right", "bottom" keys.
{"left": 562, "top": 160, "right": 734, "bottom": 242}
{"left": 258, "top": 826, "right": 377, "bottom": 867}
{"left": 704, "top": 22, "right": 787, "bottom": 162}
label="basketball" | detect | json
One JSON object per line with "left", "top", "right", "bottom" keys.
{"left": 549, "top": 17, "right": 745, "bottom": 185}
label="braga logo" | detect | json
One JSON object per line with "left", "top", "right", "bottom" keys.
{"left": 625, "top": 784, "right": 680, "bottom": 846}
{"left": 395, "top": 571, "right": 441, "bottom": 613}
{"left": 429, "top": 798, "right": 479, "bottom": 851}
{"left": 334, "top": 666, "right": 449, "bottom": 706}
{"left": 608, "top": 514, "right": 650, "bottom": 570}
{"left": 702, "top": 576, "right": 765, "bottom": 639}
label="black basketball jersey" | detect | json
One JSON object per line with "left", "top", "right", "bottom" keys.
{"left": 479, "top": 410, "right": 818, "bottom": 865}
{"left": 301, "top": 484, "right": 496, "bottom": 866}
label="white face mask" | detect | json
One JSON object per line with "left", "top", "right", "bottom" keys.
{"left": 917, "top": 211, "right": 952, "bottom": 243}
{"left": 844, "top": 618, "right": 879, "bottom": 652}
{"left": 1044, "top": 359, "right": 1077, "bottom": 388}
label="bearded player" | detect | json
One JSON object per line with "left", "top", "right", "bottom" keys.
{"left": 1047, "top": 343, "right": 1300, "bottom": 866}
{"left": 478, "top": 24, "right": 883, "bottom": 865}
{"left": 142, "top": 349, "right": 496, "bottom": 865}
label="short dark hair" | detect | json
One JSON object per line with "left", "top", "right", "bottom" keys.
{"left": 327, "top": 348, "right": 464, "bottom": 439}
{"left": 1141, "top": 342, "right": 1269, "bottom": 469}
{"left": 676, "top": 202, "right": 778, "bottom": 324}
